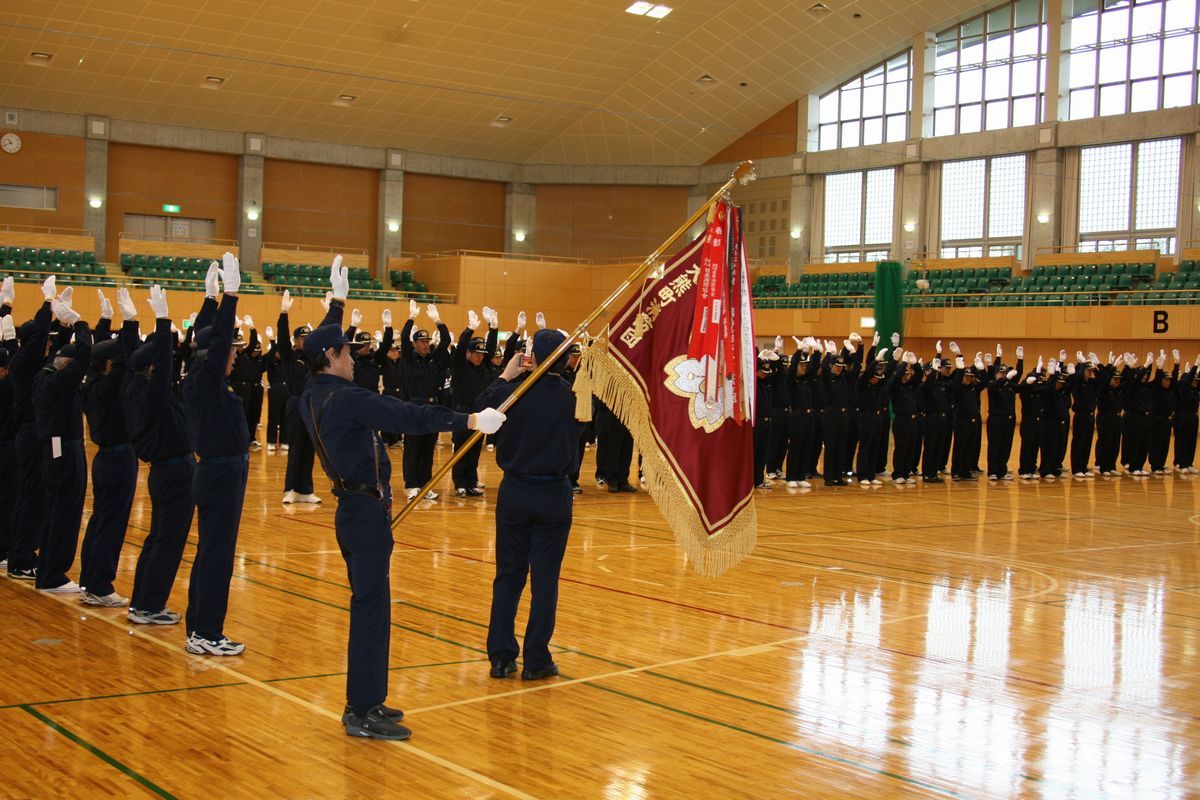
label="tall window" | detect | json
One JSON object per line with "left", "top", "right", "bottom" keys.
{"left": 1078, "top": 138, "right": 1181, "bottom": 253}
{"left": 817, "top": 52, "right": 911, "bottom": 151}
{"left": 823, "top": 168, "right": 895, "bottom": 262}
{"left": 933, "top": 0, "right": 1048, "bottom": 136}
{"left": 940, "top": 155, "right": 1028, "bottom": 257}
{"left": 1068, "top": 0, "right": 1199, "bottom": 119}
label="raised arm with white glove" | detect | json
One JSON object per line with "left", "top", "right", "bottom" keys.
{"left": 469, "top": 408, "right": 507, "bottom": 435}
{"left": 220, "top": 251, "right": 240, "bottom": 294}
{"left": 425, "top": 304, "right": 440, "bottom": 325}
{"left": 0, "top": 276, "right": 14, "bottom": 307}
{"left": 891, "top": 332, "right": 900, "bottom": 348}
{"left": 535, "top": 311, "right": 546, "bottom": 330}
{"left": 204, "top": 262, "right": 220, "bottom": 298}
{"left": 409, "top": 299, "right": 419, "bottom": 319}
{"left": 147, "top": 285, "right": 169, "bottom": 319}
{"left": 351, "top": 308, "right": 363, "bottom": 328}
{"left": 117, "top": 287, "right": 137, "bottom": 320}
{"left": 41, "top": 274, "right": 56, "bottom": 303}
{"left": 468, "top": 310, "right": 480, "bottom": 330}
{"left": 51, "top": 296, "right": 79, "bottom": 326}
{"left": 774, "top": 335, "right": 784, "bottom": 352}
{"left": 97, "top": 289, "right": 113, "bottom": 320}
{"left": 381, "top": 309, "right": 392, "bottom": 328}
{"left": 329, "top": 255, "right": 349, "bottom": 301}
{"left": 280, "top": 289, "right": 293, "bottom": 313}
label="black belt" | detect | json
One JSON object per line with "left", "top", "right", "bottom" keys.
{"left": 154, "top": 453, "right": 195, "bottom": 466}
{"left": 98, "top": 443, "right": 133, "bottom": 452}
{"left": 333, "top": 481, "right": 386, "bottom": 502}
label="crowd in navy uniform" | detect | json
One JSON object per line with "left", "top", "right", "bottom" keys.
{"left": 751, "top": 330, "right": 1200, "bottom": 489}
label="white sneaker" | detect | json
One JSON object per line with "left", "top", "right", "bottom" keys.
{"left": 786, "top": 481, "right": 798, "bottom": 488}
{"left": 870, "top": 479, "right": 882, "bottom": 486}
{"left": 249, "top": 440, "right": 261, "bottom": 450}
{"left": 185, "top": 633, "right": 245, "bottom": 656}
{"left": 280, "top": 444, "right": 289, "bottom": 452}
{"left": 798, "top": 480, "right": 811, "bottom": 489}
{"left": 405, "top": 488, "right": 419, "bottom": 501}
{"left": 128, "top": 608, "right": 181, "bottom": 625}
{"left": 41, "top": 581, "right": 81, "bottom": 594}
{"left": 988, "top": 474, "right": 998, "bottom": 481}
{"left": 423, "top": 490, "right": 439, "bottom": 501}
{"left": 860, "top": 479, "right": 871, "bottom": 486}
{"left": 281, "top": 490, "right": 297, "bottom": 504}
{"left": 1044, "top": 474, "right": 1056, "bottom": 481}
{"left": 486, "top": 444, "right": 495, "bottom": 451}
{"left": 1073, "top": 472, "right": 1086, "bottom": 478}
{"left": 294, "top": 493, "right": 321, "bottom": 504}
{"left": 82, "top": 591, "right": 129, "bottom": 607}
{"left": 267, "top": 443, "right": 276, "bottom": 453}
{"left": 0, "top": 559, "right": 6, "bottom": 571}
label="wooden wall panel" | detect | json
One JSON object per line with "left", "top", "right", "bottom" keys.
{"left": 106, "top": 144, "right": 239, "bottom": 262}
{"left": 534, "top": 185, "right": 688, "bottom": 260}
{"left": 0, "top": 132, "right": 86, "bottom": 232}
{"left": 0, "top": 232, "right": 94, "bottom": 252}
{"left": 260, "top": 247, "right": 368, "bottom": 269}
{"left": 705, "top": 102, "right": 798, "bottom": 165}
{"left": 262, "top": 159, "right": 378, "bottom": 271}
{"left": 401, "top": 173, "right": 506, "bottom": 255}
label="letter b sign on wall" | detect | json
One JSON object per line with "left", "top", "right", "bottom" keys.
{"left": 1154, "top": 310, "right": 1169, "bottom": 334}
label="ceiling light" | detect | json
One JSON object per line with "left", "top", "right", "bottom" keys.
{"left": 333, "top": 94, "right": 357, "bottom": 107}
{"left": 88, "top": 197, "right": 103, "bottom": 209}
{"left": 514, "top": 231, "right": 527, "bottom": 243}
{"left": 1036, "top": 212, "right": 1050, "bottom": 224}
{"left": 903, "top": 222, "right": 915, "bottom": 233}
{"left": 790, "top": 229, "right": 801, "bottom": 240}
{"left": 695, "top": 74, "right": 717, "bottom": 90}
{"left": 246, "top": 206, "right": 260, "bottom": 221}
{"left": 646, "top": 5, "right": 672, "bottom": 18}
{"left": 387, "top": 221, "right": 400, "bottom": 233}
{"left": 807, "top": 2, "right": 832, "bottom": 17}
{"left": 625, "top": 2, "right": 654, "bottom": 14}
{"left": 491, "top": 115, "right": 513, "bottom": 128}
{"left": 27, "top": 51, "right": 53, "bottom": 66}
{"left": 201, "top": 76, "right": 225, "bottom": 89}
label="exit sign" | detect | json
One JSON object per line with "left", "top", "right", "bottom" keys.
{"left": 162, "top": 204, "right": 181, "bottom": 213}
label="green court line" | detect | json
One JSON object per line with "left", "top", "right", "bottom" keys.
{"left": 0, "top": 681, "right": 244, "bottom": 711}
{"left": 19, "top": 705, "right": 176, "bottom": 799}
{"left": 575, "top": 682, "right": 970, "bottom": 800}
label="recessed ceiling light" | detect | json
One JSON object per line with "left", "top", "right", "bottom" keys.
{"left": 200, "top": 76, "right": 225, "bottom": 89}
{"left": 491, "top": 115, "right": 513, "bottom": 128}
{"left": 807, "top": 2, "right": 832, "bottom": 17}
{"left": 695, "top": 74, "right": 717, "bottom": 89}
{"left": 646, "top": 5, "right": 672, "bottom": 18}
{"left": 625, "top": 2, "right": 654, "bottom": 14}
{"left": 333, "top": 94, "right": 357, "bottom": 107}
{"left": 27, "top": 51, "right": 53, "bottom": 66}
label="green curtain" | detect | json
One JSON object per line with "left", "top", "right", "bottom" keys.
{"left": 874, "top": 261, "right": 904, "bottom": 348}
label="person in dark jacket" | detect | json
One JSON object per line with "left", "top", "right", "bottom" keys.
{"left": 783, "top": 339, "right": 820, "bottom": 489}
{"left": 276, "top": 288, "right": 320, "bottom": 504}
{"left": 230, "top": 316, "right": 264, "bottom": 449}
{"left": 855, "top": 345, "right": 897, "bottom": 485}
{"left": 1067, "top": 352, "right": 1101, "bottom": 478}
{"left": 821, "top": 338, "right": 859, "bottom": 487}
{"left": 264, "top": 326, "right": 289, "bottom": 452}
{"left": 949, "top": 354, "right": 989, "bottom": 482}
{"left": 889, "top": 351, "right": 923, "bottom": 484}
{"left": 400, "top": 300, "right": 452, "bottom": 500}
{"left": 1148, "top": 350, "right": 1179, "bottom": 474}
{"left": 1174, "top": 357, "right": 1200, "bottom": 474}
{"left": 753, "top": 347, "right": 782, "bottom": 489}
{"left": 1094, "top": 357, "right": 1124, "bottom": 476}
{"left": 451, "top": 307, "right": 498, "bottom": 496}
{"left": 984, "top": 347, "right": 1022, "bottom": 481}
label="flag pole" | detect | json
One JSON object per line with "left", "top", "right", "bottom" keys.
{"left": 391, "top": 160, "right": 756, "bottom": 529}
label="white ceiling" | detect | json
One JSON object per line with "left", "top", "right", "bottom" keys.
{"left": 1, "top": 0, "right": 984, "bottom": 165}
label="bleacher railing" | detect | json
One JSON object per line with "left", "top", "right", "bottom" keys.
{"left": 754, "top": 289, "right": 1200, "bottom": 310}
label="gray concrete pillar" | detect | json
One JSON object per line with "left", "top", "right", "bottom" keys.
{"left": 1046, "top": 0, "right": 1067, "bottom": 122}
{"left": 687, "top": 184, "right": 707, "bottom": 241}
{"left": 238, "top": 153, "right": 264, "bottom": 270}
{"left": 506, "top": 183, "right": 536, "bottom": 255}
{"left": 83, "top": 138, "right": 108, "bottom": 260}
{"left": 378, "top": 165, "right": 404, "bottom": 274}
{"left": 1186, "top": 134, "right": 1200, "bottom": 253}
{"left": 898, "top": 161, "right": 926, "bottom": 263}
{"left": 1026, "top": 147, "right": 1063, "bottom": 264}
{"left": 910, "top": 32, "right": 935, "bottom": 140}
{"left": 788, "top": 163, "right": 811, "bottom": 280}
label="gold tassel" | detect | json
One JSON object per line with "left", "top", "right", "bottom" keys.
{"left": 583, "top": 350, "right": 757, "bottom": 577}
{"left": 573, "top": 347, "right": 595, "bottom": 422}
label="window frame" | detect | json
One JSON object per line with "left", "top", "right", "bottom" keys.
{"left": 939, "top": 154, "right": 1028, "bottom": 258}
{"left": 817, "top": 50, "right": 913, "bottom": 152}
{"left": 823, "top": 168, "right": 896, "bottom": 263}
{"left": 1077, "top": 137, "right": 1181, "bottom": 255}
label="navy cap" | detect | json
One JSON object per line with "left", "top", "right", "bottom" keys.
{"left": 353, "top": 330, "right": 372, "bottom": 345}
{"left": 129, "top": 342, "right": 155, "bottom": 371}
{"left": 412, "top": 328, "right": 431, "bottom": 342}
{"left": 293, "top": 325, "right": 312, "bottom": 339}
{"left": 58, "top": 342, "right": 79, "bottom": 359}
{"left": 302, "top": 323, "right": 368, "bottom": 357}
{"left": 92, "top": 338, "right": 122, "bottom": 363}
{"left": 195, "top": 326, "right": 245, "bottom": 349}
{"left": 467, "top": 337, "right": 488, "bottom": 353}
{"left": 532, "top": 328, "right": 566, "bottom": 363}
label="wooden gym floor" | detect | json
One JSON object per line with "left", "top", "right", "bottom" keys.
{"left": 1, "top": 437, "right": 1198, "bottom": 798}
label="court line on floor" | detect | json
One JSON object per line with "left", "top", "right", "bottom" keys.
{"left": 17, "top": 705, "right": 176, "bottom": 798}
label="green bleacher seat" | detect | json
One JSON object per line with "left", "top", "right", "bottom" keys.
{"left": 1181, "top": 260, "right": 1196, "bottom": 273}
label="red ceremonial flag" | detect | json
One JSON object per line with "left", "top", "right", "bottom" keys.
{"left": 578, "top": 219, "right": 757, "bottom": 576}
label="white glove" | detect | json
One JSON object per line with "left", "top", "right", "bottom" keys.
{"left": 409, "top": 299, "right": 419, "bottom": 319}
{"left": 116, "top": 287, "right": 137, "bottom": 320}
{"left": 220, "top": 252, "right": 241, "bottom": 294}
{"left": 792, "top": 335, "right": 803, "bottom": 349}
{"left": 1066, "top": 363, "right": 1076, "bottom": 375}
{"left": 1048, "top": 359, "right": 1058, "bottom": 372}
{"left": 280, "top": 289, "right": 293, "bottom": 313}
{"left": 849, "top": 332, "right": 862, "bottom": 344}
{"left": 0, "top": 276, "right": 13, "bottom": 306}
{"left": 1076, "top": 351, "right": 1085, "bottom": 363}
{"left": 535, "top": 311, "right": 546, "bottom": 330}
{"left": 891, "top": 332, "right": 900, "bottom": 348}
{"left": 893, "top": 347, "right": 903, "bottom": 362}
{"left": 426, "top": 304, "right": 440, "bottom": 324}
{"left": 1145, "top": 352, "right": 1154, "bottom": 368}
{"left": 872, "top": 331, "right": 880, "bottom": 346}
{"left": 1125, "top": 353, "right": 1136, "bottom": 367}
{"left": 1108, "top": 351, "right": 1115, "bottom": 365}
{"left": 843, "top": 339, "right": 856, "bottom": 355}
{"left": 824, "top": 340, "right": 835, "bottom": 355}
{"left": 468, "top": 310, "right": 481, "bottom": 330}
{"left": 1058, "top": 349, "right": 1067, "bottom": 363}
{"left": 932, "top": 358, "right": 942, "bottom": 370}
{"left": 234, "top": 315, "right": 243, "bottom": 329}
{"left": 0, "top": 316, "right": 13, "bottom": 342}
{"left": 1088, "top": 352, "right": 1099, "bottom": 365}
{"left": 189, "top": 312, "right": 197, "bottom": 327}
{"left": 935, "top": 339, "right": 942, "bottom": 353}
{"left": 431, "top": 330, "right": 441, "bottom": 346}
{"left": 905, "top": 351, "right": 917, "bottom": 365}
{"left": 955, "top": 356, "right": 965, "bottom": 369}
{"left": 265, "top": 325, "right": 274, "bottom": 340}
{"left": 1157, "top": 352, "right": 1167, "bottom": 369}
{"left": 1006, "top": 369, "right": 1017, "bottom": 380}
{"left": 57, "top": 286, "right": 74, "bottom": 310}
{"left": 974, "top": 357, "right": 984, "bottom": 370}
{"left": 876, "top": 348, "right": 888, "bottom": 362}
{"left": 351, "top": 308, "right": 363, "bottom": 328}
{"left": 470, "top": 407, "right": 507, "bottom": 435}
{"left": 482, "top": 306, "right": 497, "bottom": 327}
{"left": 40, "top": 275, "right": 56, "bottom": 302}
{"left": 974, "top": 351, "right": 983, "bottom": 363}
{"left": 949, "top": 341, "right": 960, "bottom": 355}
{"left": 996, "top": 343, "right": 1003, "bottom": 358}
{"left": 204, "top": 262, "right": 220, "bottom": 297}
{"left": 984, "top": 353, "right": 994, "bottom": 366}
{"left": 243, "top": 315, "right": 254, "bottom": 329}
{"left": 1036, "top": 356, "right": 1044, "bottom": 371}
{"left": 774, "top": 335, "right": 783, "bottom": 352}
{"left": 517, "top": 311, "right": 527, "bottom": 331}
{"left": 52, "top": 297, "right": 79, "bottom": 326}
{"left": 1016, "top": 346, "right": 1024, "bottom": 359}
{"left": 1026, "top": 375, "right": 1036, "bottom": 384}
{"left": 97, "top": 290, "right": 113, "bottom": 320}
{"left": 329, "top": 255, "right": 349, "bottom": 301}
{"left": 1173, "top": 349, "right": 1181, "bottom": 362}
{"left": 382, "top": 309, "right": 392, "bottom": 327}
{"left": 147, "top": 284, "right": 169, "bottom": 318}
{"left": 1194, "top": 354, "right": 1200, "bottom": 369}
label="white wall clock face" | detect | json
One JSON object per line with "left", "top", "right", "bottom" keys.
{"left": 0, "top": 133, "right": 21, "bottom": 154}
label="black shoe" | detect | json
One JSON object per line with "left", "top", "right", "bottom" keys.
{"left": 7, "top": 567, "right": 35, "bottom": 580}
{"left": 464, "top": 488, "right": 485, "bottom": 497}
{"left": 489, "top": 658, "right": 518, "bottom": 678}
{"left": 616, "top": 483, "right": 637, "bottom": 493}
{"left": 924, "top": 476, "right": 944, "bottom": 483}
{"left": 342, "top": 703, "right": 403, "bottom": 724}
{"left": 607, "top": 483, "right": 620, "bottom": 493}
{"left": 344, "top": 705, "right": 412, "bottom": 740}
{"left": 521, "top": 663, "right": 559, "bottom": 681}
{"left": 571, "top": 484, "right": 583, "bottom": 495}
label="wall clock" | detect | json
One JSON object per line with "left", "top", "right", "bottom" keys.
{"left": 0, "top": 133, "right": 21, "bottom": 154}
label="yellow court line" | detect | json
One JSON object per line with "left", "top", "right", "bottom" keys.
{"left": 10, "top": 581, "right": 540, "bottom": 800}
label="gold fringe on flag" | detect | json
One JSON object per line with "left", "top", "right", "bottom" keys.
{"left": 576, "top": 345, "right": 757, "bottom": 578}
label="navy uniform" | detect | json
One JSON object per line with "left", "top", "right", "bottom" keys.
{"left": 855, "top": 354, "right": 896, "bottom": 484}
{"left": 1067, "top": 362, "right": 1100, "bottom": 476}
{"left": 1016, "top": 370, "right": 1044, "bottom": 478}
{"left": 6, "top": 301, "right": 52, "bottom": 579}
{"left": 1174, "top": 366, "right": 1199, "bottom": 472}
{"left": 264, "top": 337, "right": 289, "bottom": 449}
{"left": 380, "top": 343, "right": 404, "bottom": 446}
{"left": 230, "top": 327, "right": 265, "bottom": 446}
{"left": 949, "top": 361, "right": 989, "bottom": 481}
{"left": 78, "top": 332, "right": 139, "bottom": 604}
{"left": 753, "top": 351, "right": 781, "bottom": 487}
{"left": 181, "top": 288, "right": 250, "bottom": 655}
{"left": 344, "top": 324, "right": 393, "bottom": 392}
{"left": 984, "top": 359, "right": 1022, "bottom": 480}
{"left": 1094, "top": 364, "right": 1124, "bottom": 475}
{"left": 477, "top": 329, "right": 578, "bottom": 682}
{"left": 0, "top": 307, "right": 17, "bottom": 568}
{"left": 122, "top": 317, "right": 195, "bottom": 624}
{"left": 782, "top": 348, "right": 818, "bottom": 486}
{"left": 399, "top": 317, "right": 451, "bottom": 497}
{"left": 450, "top": 324, "right": 498, "bottom": 495}
{"left": 298, "top": 318, "right": 484, "bottom": 740}
{"left": 920, "top": 361, "right": 954, "bottom": 482}
{"left": 821, "top": 348, "right": 857, "bottom": 486}
{"left": 889, "top": 361, "right": 922, "bottom": 483}
{"left": 33, "top": 318, "right": 92, "bottom": 591}
{"left": 276, "top": 317, "right": 317, "bottom": 499}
